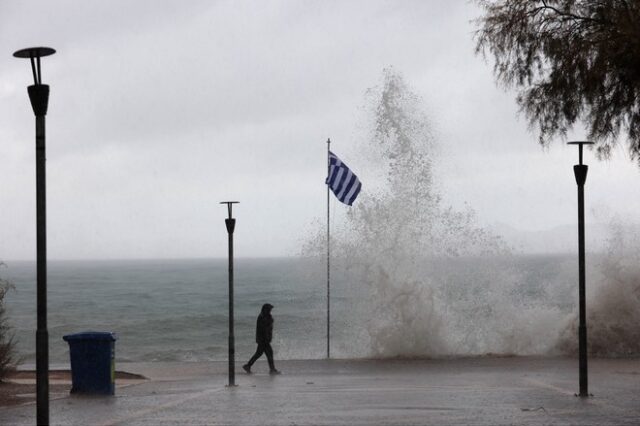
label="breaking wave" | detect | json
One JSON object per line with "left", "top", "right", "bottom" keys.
{"left": 556, "top": 218, "right": 640, "bottom": 357}
{"left": 303, "top": 69, "right": 638, "bottom": 359}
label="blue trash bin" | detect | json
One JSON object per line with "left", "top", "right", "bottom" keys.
{"left": 63, "top": 332, "right": 117, "bottom": 395}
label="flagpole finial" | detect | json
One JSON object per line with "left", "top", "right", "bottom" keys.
{"left": 327, "top": 138, "right": 330, "bottom": 145}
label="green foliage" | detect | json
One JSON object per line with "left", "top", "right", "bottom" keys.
{"left": 0, "top": 265, "right": 17, "bottom": 381}
{"left": 475, "top": 0, "right": 640, "bottom": 163}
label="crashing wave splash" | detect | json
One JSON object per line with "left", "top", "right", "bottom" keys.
{"left": 304, "top": 69, "right": 638, "bottom": 359}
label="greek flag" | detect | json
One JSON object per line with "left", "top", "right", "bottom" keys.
{"left": 326, "top": 151, "right": 362, "bottom": 206}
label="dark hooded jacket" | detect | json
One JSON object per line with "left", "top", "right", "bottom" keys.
{"left": 255, "top": 303, "right": 274, "bottom": 344}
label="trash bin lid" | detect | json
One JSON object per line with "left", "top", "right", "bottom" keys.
{"left": 63, "top": 332, "right": 117, "bottom": 342}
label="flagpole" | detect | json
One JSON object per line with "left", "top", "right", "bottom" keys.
{"left": 326, "top": 137, "right": 331, "bottom": 359}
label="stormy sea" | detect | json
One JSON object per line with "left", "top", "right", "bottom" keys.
{"left": 3, "top": 249, "right": 638, "bottom": 365}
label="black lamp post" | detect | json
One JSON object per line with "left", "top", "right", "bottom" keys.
{"left": 13, "top": 46, "right": 56, "bottom": 425}
{"left": 568, "top": 140, "right": 593, "bottom": 398}
{"left": 220, "top": 201, "right": 239, "bottom": 387}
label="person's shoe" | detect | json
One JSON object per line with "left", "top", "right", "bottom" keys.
{"left": 269, "top": 369, "right": 281, "bottom": 375}
{"left": 242, "top": 364, "right": 252, "bottom": 374}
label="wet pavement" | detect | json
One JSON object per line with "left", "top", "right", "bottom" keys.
{"left": 1, "top": 357, "right": 639, "bottom": 425}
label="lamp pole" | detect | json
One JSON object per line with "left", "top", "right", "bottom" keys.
{"left": 220, "top": 201, "right": 239, "bottom": 387}
{"left": 13, "top": 46, "right": 56, "bottom": 426}
{"left": 568, "top": 141, "right": 593, "bottom": 398}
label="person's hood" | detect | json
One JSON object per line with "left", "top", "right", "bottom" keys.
{"left": 261, "top": 303, "right": 274, "bottom": 315}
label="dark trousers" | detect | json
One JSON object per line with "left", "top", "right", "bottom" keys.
{"left": 247, "top": 342, "right": 275, "bottom": 370}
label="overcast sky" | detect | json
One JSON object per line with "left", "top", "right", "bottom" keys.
{"left": 0, "top": 0, "right": 638, "bottom": 260}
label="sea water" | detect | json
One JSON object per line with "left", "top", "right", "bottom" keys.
{"left": 3, "top": 257, "right": 347, "bottom": 364}
{"left": 2, "top": 254, "right": 586, "bottom": 364}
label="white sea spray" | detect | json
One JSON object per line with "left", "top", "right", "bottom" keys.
{"left": 556, "top": 218, "right": 640, "bottom": 357}
{"left": 304, "top": 69, "right": 571, "bottom": 358}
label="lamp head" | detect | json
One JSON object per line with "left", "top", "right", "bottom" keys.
{"left": 567, "top": 141, "right": 594, "bottom": 165}
{"left": 13, "top": 46, "right": 56, "bottom": 86}
{"left": 13, "top": 47, "right": 56, "bottom": 59}
{"left": 220, "top": 201, "right": 239, "bottom": 218}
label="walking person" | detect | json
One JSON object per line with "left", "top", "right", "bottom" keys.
{"left": 243, "top": 303, "right": 281, "bottom": 374}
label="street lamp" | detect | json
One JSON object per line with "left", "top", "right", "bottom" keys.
{"left": 568, "top": 140, "right": 594, "bottom": 398}
{"left": 13, "top": 46, "right": 56, "bottom": 425}
{"left": 220, "top": 201, "right": 239, "bottom": 387}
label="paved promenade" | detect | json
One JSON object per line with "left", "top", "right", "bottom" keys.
{"left": 1, "top": 357, "right": 639, "bottom": 425}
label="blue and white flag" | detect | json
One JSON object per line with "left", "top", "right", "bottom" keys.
{"left": 326, "top": 150, "right": 362, "bottom": 206}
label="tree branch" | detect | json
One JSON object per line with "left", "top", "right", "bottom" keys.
{"left": 540, "top": 0, "right": 605, "bottom": 25}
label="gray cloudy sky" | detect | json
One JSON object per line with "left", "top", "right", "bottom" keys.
{"left": 1, "top": 0, "right": 638, "bottom": 260}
